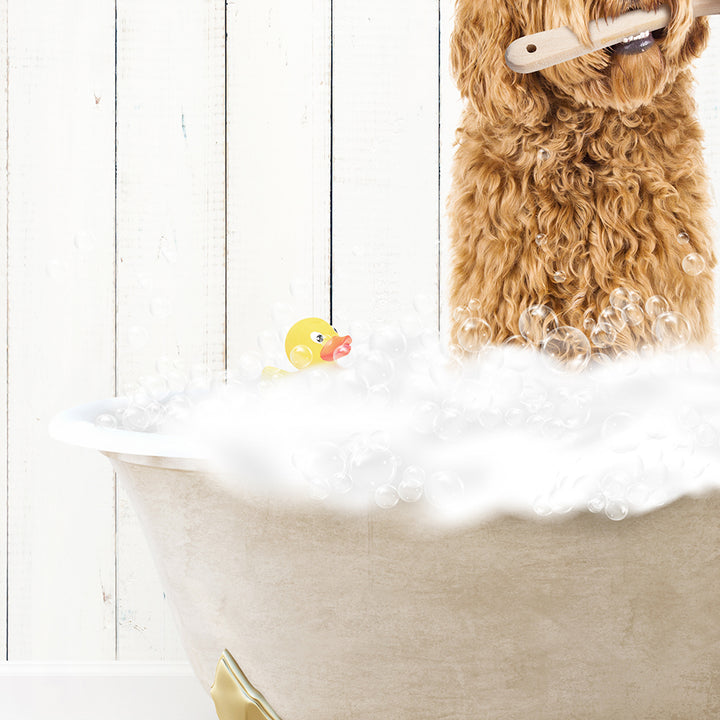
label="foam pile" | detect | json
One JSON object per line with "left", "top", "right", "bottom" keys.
{"left": 95, "top": 314, "right": 720, "bottom": 523}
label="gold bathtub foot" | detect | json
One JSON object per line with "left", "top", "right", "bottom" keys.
{"left": 211, "top": 649, "right": 283, "bottom": 720}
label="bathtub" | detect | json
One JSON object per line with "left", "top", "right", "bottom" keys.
{"left": 51, "top": 399, "right": 720, "bottom": 720}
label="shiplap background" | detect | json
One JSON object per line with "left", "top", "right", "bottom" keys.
{"left": 0, "top": 0, "right": 718, "bottom": 714}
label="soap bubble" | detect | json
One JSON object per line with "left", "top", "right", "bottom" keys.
{"left": 599, "top": 306, "right": 627, "bottom": 332}
{"left": 645, "top": 295, "right": 669, "bottom": 320}
{"left": 145, "top": 401, "right": 167, "bottom": 426}
{"left": 141, "top": 375, "right": 169, "bottom": 401}
{"left": 355, "top": 351, "right": 394, "bottom": 389}
{"left": 304, "top": 442, "right": 346, "bottom": 481}
{"left": 678, "top": 405, "right": 702, "bottom": 430}
{"left": 605, "top": 500, "right": 629, "bottom": 522}
{"left": 289, "top": 344, "right": 313, "bottom": 369}
{"left": 433, "top": 406, "right": 466, "bottom": 440}
{"left": 398, "top": 466, "right": 425, "bottom": 503}
{"left": 518, "top": 304, "right": 559, "bottom": 345}
{"left": 453, "top": 306, "right": 470, "bottom": 323}
{"left": 505, "top": 407, "right": 525, "bottom": 427}
{"left": 457, "top": 317, "right": 492, "bottom": 353}
{"left": 609, "top": 287, "right": 641, "bottom": 311}
{"left": 95, "top": 413, "right": 118, "bottom": 429}
{"left": 374, "top": 484, "right": 400, "bottom": 510}
{"left": 412, "top": 401, "right": 440, "bottom": 435}
{"left": 520, "top": 381, "right": 548, "bottom": 413}
{"left": 554, "top": 392, "right": 591, "bottom": 429}
{"left": 682, "top": 253, "right": 706, "bottom": 276}
{"left": 622, "top": 303, "right": 644, "bottom": 327}
{"left": 350, "top": 443, "right": 399, "bottom": 488}
{"left": 305, "top": 367, "right": 332, "bottom": 394}
{"left": 331, "top": 473, "right": 354, "bottom": 494}
{"left": 467, "top": 299, "right": 483, "bottom": 316}
{"left": 677, "top": 230, "right": 690, "bottom": 244}
{"left": 590, "top": 321, "right": 617, "bottom": 349}
{"left": 165, "top": 393, "right": 192, "bottom": 422}
{"left": 626, "top": 483, "right": 651, "bottom": 508}
{"left": 478, "top": 407, "right": 504, "bottom": 429}
{"left": 615, "top": 350, "right": 640, "bottom": 375}
{"left": 533, "top": 497, "right": 553, "bottom": 517}
{"left": 258, "top": 330, "right": 283, "bottom": 357}
{"left": 542, "top": 420, "right": 564, "bottom": 440}
{"left": 186, "top": 365, "right": 212, "bottom": 394}
{"left": 541, "top": 326, "right": 591, "bottom": 372}
{"left": 587, "top": 493, "right": 606, "bottom": 514}
{"left": 307, "top": 478, "right": 331, "bottom": 501}
{"left": 537, "top": 148, "right": 551, "bottom": 162}
{"left": 652, "top": 311, "right": 691, "bottom": 351}
{"left": 448, "top": 344, "right": 465, "bottom": 362}
{"left": 601, "top": 412, "right": 640, "bottom": 452}
{"left": 236, "top": 352, "right": 264, "bottom": 382}
{"left": 370, "top": 327, "right": 407, "bottom": 357}
{"left": 425, "top": 471, "right": 465, "bottom": 511}
{"left": 150, "top": 297, "right": 172, "bottom": 319}
{"left": 535, "top": 233, "right": 547, "bottom": 247}
{"left": 695, "top": 422, "right": 719, "bottom": 448}
{"left": 122, "top": 405, "right": 151, "bottom": 431}
{"left": 553, "top": 270, "right": 567, "bottom": 284}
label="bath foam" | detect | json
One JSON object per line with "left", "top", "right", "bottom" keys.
{"left": 165, "top": 340, "right": 720, "bottom": 525}
{"left": 50, "top": 335, "right": 720, "bottom": 718}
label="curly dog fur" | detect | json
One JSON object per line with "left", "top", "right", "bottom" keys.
{"left": 449, "top": 0, "right": 716, "bottom": 352}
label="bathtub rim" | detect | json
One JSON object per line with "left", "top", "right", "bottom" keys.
{"left": 49, "top": 398, "right": 212, "bottom": 470}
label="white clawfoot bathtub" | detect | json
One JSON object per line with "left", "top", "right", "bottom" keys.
{"left": 51, "top": 400, "right": 720, "bottom": 719}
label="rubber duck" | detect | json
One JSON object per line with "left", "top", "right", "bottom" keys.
{"left": 262, "top": 318, "right": 352, "bottom": 379}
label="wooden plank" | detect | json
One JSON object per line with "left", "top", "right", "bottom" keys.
{"left": 0, "top": 0, "right": 7, "bottom": 663}
{"left": 115, "top": 0, "right": 226, "bottom": 660}
{"left": 332, "top": 0, "right": 440, "bottom": 331}
{"left": 6, "top": 0, "right": 116, "bottom": 659}
{"left": 439, "top": 0, "right": 463, "bottom": 342}
{"left": 226, "top": 0, "right": 331, "bottom": 363}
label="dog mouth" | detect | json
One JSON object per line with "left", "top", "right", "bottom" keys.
{"left": 610, "top": 28, "right": 665, "bottom": 55}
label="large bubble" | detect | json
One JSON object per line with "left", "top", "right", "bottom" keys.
{"left": 518, "top": 304, "right": 559, "bottom": 346}
{"left": 652, "top": 312, "right": 691, "bottom": 351}
{"left": 542, "top": 326, "right": 591, "bottom": 372}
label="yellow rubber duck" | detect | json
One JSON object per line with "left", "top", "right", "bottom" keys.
{"left": 262, "top": 318, "right": 352, "bottom": 379}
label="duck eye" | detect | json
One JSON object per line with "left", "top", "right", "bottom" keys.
{"left": 311, "top": 332, "right": 325, "bottom": 344}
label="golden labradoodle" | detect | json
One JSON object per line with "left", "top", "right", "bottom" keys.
{"left": 449, "top": 0, "right": 715, "bottom": 353}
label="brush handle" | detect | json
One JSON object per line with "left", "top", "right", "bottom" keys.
{"left": 505, "top": 0, "right": 720, "bottom": 74}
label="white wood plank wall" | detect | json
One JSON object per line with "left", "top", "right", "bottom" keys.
{"left": 6, "top": 0, "right": 116, "bottom": 661}
{"left": 0, "top": 0, "right": 718, "bottom": 695}
{"left": 115, "top": 0, "right": 226, "bottom": 662}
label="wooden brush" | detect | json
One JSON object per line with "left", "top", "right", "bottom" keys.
{"left": 506, "top": 0, "right": 720, "bottom": 73}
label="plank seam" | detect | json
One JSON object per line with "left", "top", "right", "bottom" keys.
{"left": 329, "top": 0, "right": 334, "bottom": 325}
{"left": 437, "top": 0, "right": 442, "bottom": 334}
{"left": 4, "top": 0, "right": 9, "bottom": 664}
{"left": 113, "top": 0, "right": 119, "bottom": 662}
{"left": 224, "top": 0, "right": 228, "bottom": 370}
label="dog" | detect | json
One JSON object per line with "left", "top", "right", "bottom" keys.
{"left": 448, "top": 0, "right": 715, "bottom": 355}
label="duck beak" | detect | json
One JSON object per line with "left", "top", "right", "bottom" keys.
{"left": 320, "top": 335, "right": 352, "bottom": 362}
